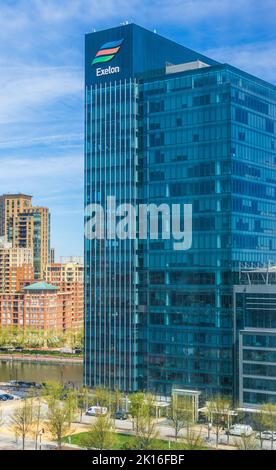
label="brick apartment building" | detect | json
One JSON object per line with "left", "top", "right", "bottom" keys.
{"left": 0, "top": 282, "right": 72, "bottom": 331}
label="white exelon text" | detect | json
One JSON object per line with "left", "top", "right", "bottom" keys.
{"left": 96, "top": 66, "right": 120, "bottom": 77}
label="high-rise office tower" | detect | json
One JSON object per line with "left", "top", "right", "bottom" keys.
{"left": 0, "top": 194, "right": 50, "bottom": 280}
{"left": 84, "top": 24, "right": 276, "bottom": 398}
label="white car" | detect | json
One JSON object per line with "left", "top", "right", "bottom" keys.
{"left": 258, "top": 431, "right": 276, "bottom": 441}
{"left": 228, "top": 424, "right": 253, "bottom": 436}
{"left": 86, "top": 406, "right": 108, "bottom": 416}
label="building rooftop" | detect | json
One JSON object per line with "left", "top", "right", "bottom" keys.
{"left": 22, "top": 282, "right": 58, "bottom": 292}
{"left": 0, "top": 193, "right": 32, "bottom": 199}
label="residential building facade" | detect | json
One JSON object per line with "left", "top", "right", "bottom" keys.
{"left": 46, "top": 261, "right": 84, "bottom": 330}
{"left": 0, "top": 236, "right": 34, "bottom": 294}
{"left": 0, "top": 194, "right": 32, "bottom": 244}
{"left": 0, "top": 194, "right": 50, "bottom": 280}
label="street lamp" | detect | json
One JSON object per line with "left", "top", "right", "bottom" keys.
{"left": 38, "top": 428, "right": 44, "bottom": 450}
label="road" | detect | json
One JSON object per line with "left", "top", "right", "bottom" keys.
{"left": 0, "top": 400, "right": 274, "bottom": 450}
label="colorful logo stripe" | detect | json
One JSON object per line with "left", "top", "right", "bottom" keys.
{"left": 92, "top": 39, "right": 124, "bottom": 65}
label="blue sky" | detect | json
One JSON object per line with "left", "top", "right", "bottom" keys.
{"left": 0, "top": 0, "right": 275, "bottom": 257}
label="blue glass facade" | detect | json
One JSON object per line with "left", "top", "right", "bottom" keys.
{"left": 84, "top": 24, "right": 276, "bottom": 398}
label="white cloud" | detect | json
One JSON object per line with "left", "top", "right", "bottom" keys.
{"left": 2, "top": 0, "right": 272, "bottom": 30}
{"left": 204, "top": 41, "right": 276, "bottom": 83}
{"left": 0, "top": 3, "right": 30, "bottom": 35}
{"left": 29, "top": 0, "right": 241, "bottom": 25}
{"left": 0, "top": 0, "right": 274, "bottom": 257}
{"left": 0, "top": 65, "right": 82, "bottom": 124}
{"left": 0, "top": 132, "right": 83, "bottom": 149}
{"left": 27, "top": 0, "right": 276, "bottom": 32}
{"left": 33, "top": 0, "right": 137, "bottom": 23}
{"left": 0, "top": 154, "right": 83, "bottom": 186}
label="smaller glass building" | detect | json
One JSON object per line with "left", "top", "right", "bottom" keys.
{"left": 234, "top": 268, "right": 276, "bottom": 407}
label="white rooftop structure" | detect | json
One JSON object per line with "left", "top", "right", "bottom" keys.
{"left": 166, "top": 60, "right": 210, "bottom": 75}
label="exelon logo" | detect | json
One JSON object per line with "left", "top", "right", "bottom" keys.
{"left": 92, "top": 38, "right": 124, "bottom": 65}
{"left": 96, "top": 66, "right": 120, "bottom": 77}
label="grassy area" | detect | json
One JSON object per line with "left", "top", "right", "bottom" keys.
{"left": 63, "top": 431, "right": 208, "bottom": 450}
{"left": 0, "top": 349, "right": 83, "bottom": 357}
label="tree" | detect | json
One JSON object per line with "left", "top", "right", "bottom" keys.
{"left": 45, "top": 382, "right": 76, "bottom": 449}
{"left": 110, "top": 388, "right": 124, "bottom": 415}
{"left": 133, "top": 415, "right": 159, "bottom": 450}
{"left": 260, "top": 403, "right": 276, "bottom": 450}
{"left": 204, "top": 396, "right": 232, "bottom": 448}
{"left": 168, "top": 395, "right": 194, "bottom": 441}
{"left": 42, "top": 381, "right": 64, "bottom": 402}
{"left": 234, "top": 433, "right": 258, "bottom": 450}
{"left": 31, "top": 397, "right": 44, "bottom": 450}
{"left": 129, "top": 392, "right": 152, "bottom": 435}
{"left": 76, "top": 387, "right": 89, "bottom": 423}
{"left": 64, "top": 328, "right": 83, "bottom": 350}
{"left": 65, "top": 389, "right": 78, "bottom": 427}
{"left": 46, "top": 401, "right": 72, "bottom": 450}
{"left": 129, "top": 392, "right": 145, "bottom": 434}
{"left": 83, "top": 414, "right": 116, "bottom": 450}
{"left": 94, "top": 386, "right": 111, "bottom": 409}
{"left": 127, "top": 393, "right": 158, "bottom": 449}
{"left": 252, "top": 409, "right": 267, "bottom": 449}
{"left": 0, "top": 327, "right": 10, "bottom": 347}
{"left": 177, "top": 429, "right": 206, "bottom": 450}
{"left": 0, "top": 409, "right": 4, "bottom": 427}
{"left": 10, "top": 398, "right": 34, "bottom": 450}
{"left": 134, "top": 395, "right": 158, "bottom": 450}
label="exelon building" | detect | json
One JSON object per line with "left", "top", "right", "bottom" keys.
{"left": 84, "top": 23, "right": 276, "bottom": 400}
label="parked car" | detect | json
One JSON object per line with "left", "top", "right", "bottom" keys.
{"left": 9, "top": 394, "right": 21, "bottom": 400}
{"left": 113, "top": 411, "right": 128, "bottom": 420}
{"left": 197, "top": 414, "right": 207, "bottom": 424}
{"left": 2, "top": 393, "right": 20, "bottom": 400}
{"left": 257, "top": 431, "right": 276, "bottom": 441}
{"left": 2, "top": 394, "right": 14, "bottom": 400}
{"left": 11, "top": 380, "right": 37, "bottom": 388}
{"left": 227, "top": 424, "right": 253, "bottom": 436}
{"left": 86, "top": 406, "right": 108, "bottom": 416}
{"left": 0, "top": 395, "right": 8, "bottom": 401}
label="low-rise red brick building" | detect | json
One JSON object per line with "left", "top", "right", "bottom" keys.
{"left": 0, "top": 281, "right": 72, "bottom": 331}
